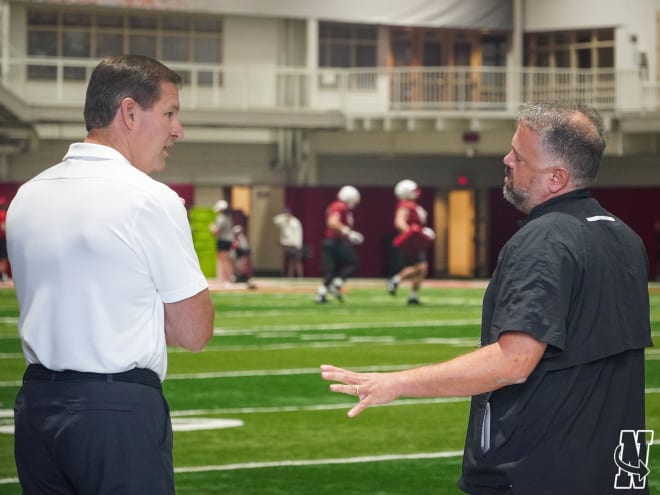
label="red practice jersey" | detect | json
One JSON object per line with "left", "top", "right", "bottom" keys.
{"left": 396, "top": 200, "right": 427, "bottom": 229}
{"left": 325, "top": 200, "right": 354, "bottom": 239}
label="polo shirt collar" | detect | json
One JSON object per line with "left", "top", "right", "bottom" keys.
{"left": 525, "top": 188, "right": 592, "bottom": 223}
{"left": 63, "top": 142, "right": 131, "bottom": 165}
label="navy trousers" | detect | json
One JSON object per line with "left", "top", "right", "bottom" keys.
{"left": 14, "top": 364, "right": 174, "bottom": 495}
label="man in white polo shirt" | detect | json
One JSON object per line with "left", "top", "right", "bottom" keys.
{"left": 7, "top": 55, "right": 214, "bottom": 495}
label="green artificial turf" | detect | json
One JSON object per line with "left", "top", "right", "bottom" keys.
{"left": 0, "top": 284, "right": 658, "bottom": 494}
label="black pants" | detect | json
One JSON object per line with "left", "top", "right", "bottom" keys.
{"left": 320, "top": 238, "right": 359, "bottom": 287}
{"left": 14, "top": 364, "right": 174, "bottom": 495}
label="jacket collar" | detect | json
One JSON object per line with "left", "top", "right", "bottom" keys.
{"left": 523, "top": 188, "right": 591, "bottom": 224}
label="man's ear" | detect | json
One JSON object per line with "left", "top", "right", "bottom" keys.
{"left": 119, "top": 97, "right": 137, "bottom": 130}
{"left": 548, "top": 166, "right": 569, "bottom": 193}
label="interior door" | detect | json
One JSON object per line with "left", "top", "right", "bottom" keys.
{"left": 447, "top": 189, "right": 475, "bottom": 277}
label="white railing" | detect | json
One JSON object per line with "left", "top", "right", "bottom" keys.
{"left": 1, "top": 57, "right": 657, "bottom": 116}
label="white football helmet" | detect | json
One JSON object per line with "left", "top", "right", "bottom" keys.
{"left": 212, "top": 199, "right": 229, "bottom": 212}
{"left": 337, "top": 185, "right": 360, "bottom": 208}
{"left": 394, "top": 179, "right": 420, "bottom": 200}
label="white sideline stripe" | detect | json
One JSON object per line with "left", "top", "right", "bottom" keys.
{"left": 170, "top": 397, "right": 469, "bottom": 417}
{"left": 212, "top": 319, "right": 482, "bottom": 334}
{"left": 165, "top": 387, "right": 660, "bottom": 415}
{"left": 2, "top": 443, "right": 660, "bottom": 484}
{"left": 166, "top": 363, "right": 449, "bottom": 380}
{"left": 0, "top": 417, "right": 244, "bottom": 435}
{"left": 174, "top": 450, "right": 466, "bottom": 474}
{"left": 194, "top": 337, "right": 479, "bottom": 354}
{"left": 0, "top": 336, "right": 478, "bottom": 360}
{"left": 216, "top": 299, "right": 484, "bottom": 318}
{"left": 0, "top": 399, "right": 474, "bottom": 419}
{"left": 2, "top": 369, "right": 660, "bottom": 388}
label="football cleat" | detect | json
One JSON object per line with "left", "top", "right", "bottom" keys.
{"left": 387, "top": 277, "right": 398, "bottom": 296}
{"left": 329, "top": 284, "right": 344, "bottom": 302}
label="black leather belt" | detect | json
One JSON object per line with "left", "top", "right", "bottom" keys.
{"left": 23, "top": 363, "right": 161, "bottom": 391}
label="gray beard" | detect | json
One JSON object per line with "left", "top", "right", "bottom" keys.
{"left": 503, "top": 183, "right": 528, "bottom": 214}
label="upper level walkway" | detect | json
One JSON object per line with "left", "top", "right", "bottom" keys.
{"left": 1, "top": 57, "right": 657, "bottom": 129}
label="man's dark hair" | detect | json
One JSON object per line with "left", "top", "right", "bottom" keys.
{"left": 518, "top": 101, "right": 607, "bottom": 187}
{"left": 83, "top": 55, "right": 182, "bottom": 131}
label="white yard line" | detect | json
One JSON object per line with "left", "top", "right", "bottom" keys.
{"left": 0, "top": 450, "right": 467, "bottom": 484}
{"left": 212, "top": 319, "right": 482, "bottom": 334}
{"left": 193, "top": 337, "right": 479, "bottom": 353}
{"left": 169, "top": 397, "right": 469, "bottom": 417}
{"left": 1, "top": 390, "right": 660, "bottom": 485}
{"left": 174, "top": 450, "right": 466, "bottom": 473}
{"left": 3, "top": 440, "right": 660, "bottom": 484}
{"left": 166, "top": 363, "right": 463, "bottom": 380}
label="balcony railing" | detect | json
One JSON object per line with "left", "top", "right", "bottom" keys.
{"left": 1, "top": 57, "right": 658, "bottom": 117}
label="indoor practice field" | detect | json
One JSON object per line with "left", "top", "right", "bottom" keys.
{"left": 0, "top": 279, "right": 658, "bottom": 495}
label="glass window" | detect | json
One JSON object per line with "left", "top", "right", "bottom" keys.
{"left": 129, "top": 15, "right": 156, "bottom": 29}
{"left": 163, "top": 35, "right": 188, "bottom": 61}
{"left": 26, "top": 9, "right": 223, "bottom": 85}
{"left": 481, "top": 36, "right": 507, "bottom": 67}
{"left": 576, "top": 31, "right": 592, "bottom": 44}
{"left": 63, "top": 31, "right": 90, "bottom": 80}
{"left": 96, "top": 14, "right": 123, "bottom": 28}
{"left": 319, "top": 22, "right": 378, "bottom": 69}
{"left": 195, "top": 38, "right": 219, "bottom": 62}
{"left": 330, "top": 44, "right": 351, "bottom": 67}
{"left": 27, "top": 30, "right": 56, "bottom": 79}
{"left": 329, "top": 24, "right": 351, "bottom": 39}
{"left": 356, "top": 45, "right": 376, "bottom": 66}
{"left": 536, "top": 34, "right": 549, "bottom": 47}
{"left": 597, "top": 47, "right": 614, "bottom": 68}
{"left": 163, "top": 17, "right": 188, "bottom": 31}
{"left": 555, "top": 49, "right": 571, "bottom": 68}
{"left": 63, "top": 31, "right": 90, "bottom": 57}
{"left": 423, "top": 41, "right": 443, "bottom": 66}
{"left": 524, "top": 29, "right": 614, "bottom": 69}
{"left": 596, "top": 30, "right": 614, "bottom": 42}
{"left": 28, "top": 30, "right": 57, "bottom": 56}
{"left": 576, "top": 48, "right": 592, "bottom": 68}
{"left": 194, "top": 18, "right": 221, "bottom": 33}
{"left": 28, "top": 11, "right": 57, "bottom": 26}
{"left": 96, "top": 33, "right": 123, "bottom": 58}
{"left": 63, "top": 13, "right": 90, "bottom": 27}
{"left": 130, "top": 34, "right": 157, "bottom": 58}
{"left": 355, "top": 26, "right": 377, "bottom": 40}
{"left": 194, "top": 37, "right": 220, "bottom": 84}
{"left": 555, "top": 32, "right": 572, "bottom": 46}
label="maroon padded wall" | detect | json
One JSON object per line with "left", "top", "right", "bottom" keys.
{"left": 487, "top": 187, "right": 660, "bottom": 281}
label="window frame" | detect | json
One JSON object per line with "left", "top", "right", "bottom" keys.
{"left": 26, "top": 8, "right": 224, "bottom": 86}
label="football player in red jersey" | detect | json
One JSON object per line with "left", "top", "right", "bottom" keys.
{"left": 387, "top": 179, "right": 435, "bottom": 305}
{"left": 315, "top": 185, "right": 363, "bottom": 303}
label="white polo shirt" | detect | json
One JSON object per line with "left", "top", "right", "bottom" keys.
{"left": 7, "top": 143, "right": 208, "bottom": 380}
{"left": 273, "top": 213, "right": 303, "bottom": 249}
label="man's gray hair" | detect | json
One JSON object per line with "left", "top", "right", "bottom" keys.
{"left": 518, "top": 101, "right": 607, "bottom": 187}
